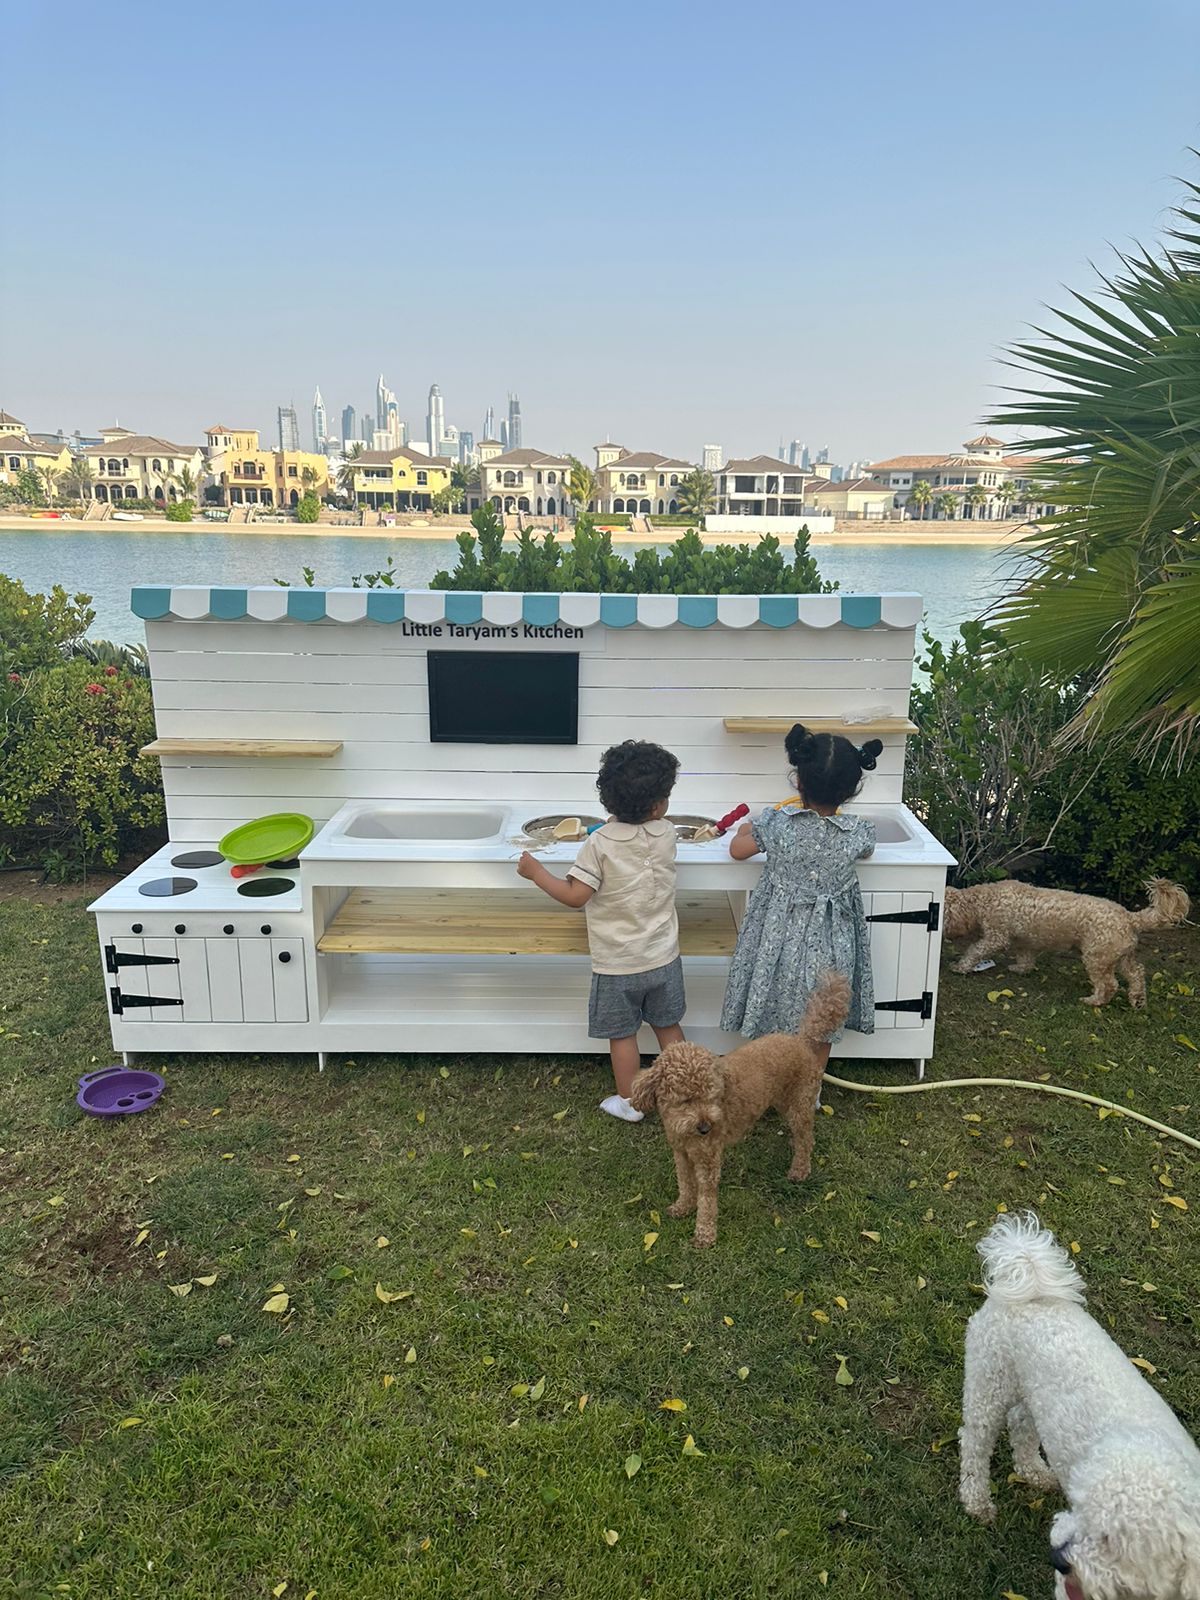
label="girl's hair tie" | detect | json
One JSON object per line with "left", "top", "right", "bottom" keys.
{"left": 857, "top": 738, "right": 883, "bottom": 771}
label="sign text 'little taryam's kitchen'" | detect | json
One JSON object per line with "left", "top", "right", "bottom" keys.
{"left": 398, "top": 620, "right": 585, "bottom": 640}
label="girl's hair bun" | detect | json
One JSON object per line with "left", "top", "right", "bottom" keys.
{"left": 785, "top": 722, "right": 818, "bottom": 765}
{"left": 857, "top": 738, "right": 883, "bottom": 771}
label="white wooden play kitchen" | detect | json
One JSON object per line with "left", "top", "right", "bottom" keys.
{"left": 90, "top": 585, "right": 955, "bottom": 1071}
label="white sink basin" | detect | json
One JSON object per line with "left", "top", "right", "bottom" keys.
{"left": 341, "top": 806, "right": 508, "bottom": 841}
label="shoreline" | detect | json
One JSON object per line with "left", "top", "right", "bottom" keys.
{"left": 0, "top": 514, "right": 1029, "bottom": 548}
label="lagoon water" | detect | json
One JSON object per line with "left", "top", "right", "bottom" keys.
{"left": 0, "top": 525, "right": 1026, "bottom": 650}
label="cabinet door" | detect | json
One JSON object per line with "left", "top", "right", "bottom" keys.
{"left": 205, "top": 938, "right": 244, "bottom": 1023}
{"left": 271, "top": 938, "right": 308, "bottom": 1022}
{"left": 106, "top": 937, "right": 183, "bottom": 1021}
{"left": 237, "top": 939, "right": 275, "bottom": 1022}
{"left": 864, "top": 891, "right": 936, "bottom": 1030}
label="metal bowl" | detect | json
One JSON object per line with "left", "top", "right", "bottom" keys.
{"left": 522, "top": 813, "right": 603, "bottom": 844}
{"left": 668, "top": 814, "right": 718, "bottom": 841}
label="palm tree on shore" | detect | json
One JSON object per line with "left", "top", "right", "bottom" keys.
{"left": 337, "top": 443, "right": 364, "bottom": 499}
{"left": 568, "top": 457, "right": 597, "bottom": 520}
{"left": 676, "top": 468, "right": 716, "bottom": 525}
{"left": 61, "top": 455, "right": 94, "bottom": 504}
{"left": 964, "top": 483, "right": 990, "bottom": 520}
{"left": 909, "top": 479, "right": 933, "bottom": 520}
{"left": 178, "top": 466, "right": 199, "bottom": 504}
{"left": 934, "top": 491, "right": 957, "bottom": 521}
{"left": 37, "top": 465, "right": 60, "bottom": 504}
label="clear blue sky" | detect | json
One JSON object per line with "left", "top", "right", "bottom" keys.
{"left": 3, "top": 0, "right": 1199, "bottom": 464}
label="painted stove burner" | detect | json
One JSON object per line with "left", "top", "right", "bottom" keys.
{"left": 139, "top": 876, "right": 199, "bottom": 897}
{"left": 170, "top": 850, "right": 225, "bottom": 869}
{"left": 236, "top": 877, "right": 295, "bottom": 898}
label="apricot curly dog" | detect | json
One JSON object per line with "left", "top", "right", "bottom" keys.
{"left": 944, "top": 878, "right": 1189, "bottom": 1008}
{"left": 628, "top": 973, "right": 850, "bottom": 1247}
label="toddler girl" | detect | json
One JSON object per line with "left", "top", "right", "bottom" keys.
{"left": 720, "top": 723, "right": 883, "bottom": 1069}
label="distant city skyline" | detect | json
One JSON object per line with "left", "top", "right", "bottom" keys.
{"left": 4, "top": 3, "right": 1199, "bottom": 464}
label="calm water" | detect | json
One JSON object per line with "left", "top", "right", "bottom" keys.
{"left": 0, "top": 526, "right": 1026, "bottom": 649}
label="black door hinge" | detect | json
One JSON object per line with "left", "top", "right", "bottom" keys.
{"left": 876, "top": 991, "right": 934, "bottom": 1020}
{"left": 867, "top": 902, "right": 939, "bottom": 932}
{"left": 105, "top": 943, "right": 181, "bottom": 974}
{"left": 109, "top": 988, "right": 184, "bottom": 1015}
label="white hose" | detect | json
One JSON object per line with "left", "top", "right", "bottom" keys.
{"left": 821, "top": 1073, "right": 1200, "bottom": 1153}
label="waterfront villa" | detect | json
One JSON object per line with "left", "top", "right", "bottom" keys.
{"left": 868, "top": 434, "right": 1045, "bottom": 517}
{"left": 349, "top": 445, "right": 451, "bottom": 512}
{"left": 479, "top": 447, "right": 572, "bottom": 516}
{"left": 806, "top": 474, "right": 895, "bottom": 520}
{"left": 714, "top": 455, "right": 814, "bottom": 519}
{"left": 203, "top": 426, "right": 329, "bottom": 508}
{"left": 83, "top": 426, "right": 204, "bottom": 505}
{"left": 0, "top": 413, "right": 72, "bottom": 487}
{"left": 590, "top": 445, "right": 695, "bottom": 515}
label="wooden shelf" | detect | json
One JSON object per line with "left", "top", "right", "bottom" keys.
{"left": 318, "top": 888, "right": 738, "bottom": 957}
{"left": 141, "top": 738, "right": 343, "bottom": 758}
{"left": 723, "top": 716, "right": 917, "bottom": 735}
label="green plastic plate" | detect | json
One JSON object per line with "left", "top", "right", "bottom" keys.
{"left": 218, "top": 812, "right": 315, "bottom": 866}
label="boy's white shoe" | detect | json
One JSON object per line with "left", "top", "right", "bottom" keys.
{"left": 600, "top": 1093, "right": 644, "bottom": 1123}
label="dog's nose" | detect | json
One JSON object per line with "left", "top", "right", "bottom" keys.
{"left": 696, "top": 1121, "right": 711, "bottom": 1135}
{"left": 1049, "top": 1546, "right": 1072, "bottom": 1576}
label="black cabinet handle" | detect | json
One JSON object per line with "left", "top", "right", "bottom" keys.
{"left": 223, "top": 924, "right": 235, "bottom": 935}
{"left": 131, "top": 923, "right": 143, "bottom": 934}
{"left": 260, "top": 924, "right": 272, "bottom": 935}
{"left": 174, "top": 924, "right": 186, "bottom": 934}
{"left": 277, "top": 951, "right": 292, "bottom": 964}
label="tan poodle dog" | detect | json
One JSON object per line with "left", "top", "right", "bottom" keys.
{"left": 944, "top": 878, "right": 1189, "bottom": 1008}
{"left": 628, "top": 973, "right": 850, "bottom": 1247}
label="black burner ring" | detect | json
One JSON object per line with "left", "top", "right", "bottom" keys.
{"left": 139, "top": 877, "right": 199, "bottom": 897}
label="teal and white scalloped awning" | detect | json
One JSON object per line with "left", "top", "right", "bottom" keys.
{"left": 132, "top": 586, "right": 923, "bottom": 630}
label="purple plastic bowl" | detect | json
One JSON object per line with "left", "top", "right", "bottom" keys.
{"left": 76, "top": 1066, "right": 165, "bottom": 1117}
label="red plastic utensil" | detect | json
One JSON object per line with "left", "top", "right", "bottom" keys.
{"left": 230, "top": 862, "right": 263, "bottom": 879}
{"left": 715, "top": 803, "right": 749, "bottom": 836}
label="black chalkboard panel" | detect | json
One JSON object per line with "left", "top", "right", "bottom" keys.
{"left": 427, "top": 651, "right": 579, "bottom": 744}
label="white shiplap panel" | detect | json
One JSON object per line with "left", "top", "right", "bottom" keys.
{"left": 148, "top": 679, "right": 908, "bottom": 718}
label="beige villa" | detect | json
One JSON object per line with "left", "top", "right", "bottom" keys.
{"left": 868, "top": 434, "right": 1045, "bottom": 517}
{"left": 84, "top": 425, "right": 205, "bottom": 505}
{"left": 0, "top": 412, "right": 73, "bottom": 488}
{"left": 480, "top": 447, "right": 573, "bottom": 516}
{"left": 591, "top": 444, "right": 694, "bottom": 515}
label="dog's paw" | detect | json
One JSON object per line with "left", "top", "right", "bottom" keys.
{"left": 786, "top": 1165, "right": 811, "bottom": 1183}
{"left": 667, "top": 1199, "right": 695, "bottom": 1219}
{"left": 961, "top": 1496, "right": 997, "bottom": 1524}
{"left": 692, "top": 1229, "right": 715, "bottom": 1249}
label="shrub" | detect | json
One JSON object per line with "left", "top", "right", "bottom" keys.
{"left": 295, "top": 492, "right": 320, "bottom": 524}
{"left": 0, "top": 574, "right": 94, "bottom": 675}
{"left": 164, "top": 497, "right": 194, "bottom": 522}
{"left": 0, "top": 659, "right": 165, "bottom": 877}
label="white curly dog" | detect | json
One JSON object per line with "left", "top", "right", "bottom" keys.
{"left": 959, "top": 1212, "right": 1200, "bottom": 1599}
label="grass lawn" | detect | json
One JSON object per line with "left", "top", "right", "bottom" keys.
{"left": 0, "top": 894, "right": 1196, "bottom": 1600}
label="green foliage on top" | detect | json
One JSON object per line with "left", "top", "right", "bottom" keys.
{"left": 424, "top": 505, "right": 835, "bottom": 594}
{"left": 164, "top": 498, "right": 195, "bottom": 523}
{"left": 0, "top": 574, "right": 94, "bottom": 675}
{"left": 992, "top": 173, "right": 1200, "bottom": 760}
{"left": 295, "top": 492, "right": 321, "bottom": 524}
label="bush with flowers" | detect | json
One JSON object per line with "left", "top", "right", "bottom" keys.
{"left": 0, "top": 576, "right": 165, "bottom": 878}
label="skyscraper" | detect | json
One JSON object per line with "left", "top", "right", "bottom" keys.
{"left": 787, "top": 439, "right": 807, "bottom": 467}
{"left": 507, "top": 393, "right": 522, "bottom": 451}
{"left": 702, "top": 444, "right": 722, "bottom": 473}
{"left": 459, "top": 430, "right": 475, "bottom": 464}
{"left": 278, "top": 405, "right": 300, "bottom": 452}
{"left": 342, "top": 405, "right": 357, "bottom": 445}
{"left": 376, "top": 374, "right": 390, "bottom": 432}
{"left": 816, "top": 446, "right": 829, "bottom": 464}
{"left": 500, "top": 420, "right": 509, "bottom": 449}
{"left": 441, "top": 422, "right": 459, "bottom": 461}
{"left": 483, "top": 404, "right": 495, "bottom": 441}
{"left": 427, "top": 384, "right": 445, "bottom": 460}
{"left": 312, "top": 387, "right": 327, "bottom": 453}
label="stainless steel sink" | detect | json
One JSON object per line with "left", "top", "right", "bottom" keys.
{"left": 342, "top": 807, "right": 508, "bottom": 841}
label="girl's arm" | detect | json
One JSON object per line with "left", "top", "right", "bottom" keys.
{"left": 517, "top": 851, "right": 595, "bottom": 907}
{"left": 728, "top": 821, "right": 761, "bottom": 861}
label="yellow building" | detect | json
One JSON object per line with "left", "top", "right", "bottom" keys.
{"left": 352, "top": 446, "right": 451, "bottom": 511}
{"left": 0, "top": 413, "right": 73, "bottom": 490}
{"left": 204, "top": 426, "right": 329, "bottom": 509}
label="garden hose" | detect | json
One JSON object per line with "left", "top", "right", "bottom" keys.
{"left": 821, "top": 1074, "right": 1200, "bottom": 1153}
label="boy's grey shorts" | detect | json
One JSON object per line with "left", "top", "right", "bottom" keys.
{"left": 588, "top": 956, "right": 686, "bottom": 1039}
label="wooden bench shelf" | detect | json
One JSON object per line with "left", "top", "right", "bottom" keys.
{"left": 319, "top": 889, "right": 738, "bottom": 957}
{"left": 723, "top": 716, "right": 917, "bottom": 735}
{"left": 142, "top": 738, "right": 343, "bottom": 758}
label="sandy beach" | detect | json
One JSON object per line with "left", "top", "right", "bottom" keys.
{"left": 0, "top": 512, "right": 1031, "bottom": 547}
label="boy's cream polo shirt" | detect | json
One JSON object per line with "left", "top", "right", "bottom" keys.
{"left": 567, "top": 819, "right": 679, "bottom": 975}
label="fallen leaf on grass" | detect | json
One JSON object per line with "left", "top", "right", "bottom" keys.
{"left": 539, "top": 1486, "right": 560, "bottom": 1506}
{"left": 473, "top": 1465, "right": 488, "bottom": 1479}
{"left": 382, "top": 1374, "right": 395, "bottom": 1388}
{"left": 119, "top": 1417, "right": 143, "bottom": 1429}
{"left": 834, "top": 1296, "right": 848, "bottom": 1310}
{"left": 603, "top": 1529, "right": 619, "bottom": 1546}
{"left": 624, "top": 1453, "right": 642, "bottom": 1478}
{"left": 529, "top": 1375, "right": 546, "bottom": 1400}
{"left": 1175, "top": 1034, "right": 1196, "bottom": 1051}
{"left": 552, "top": 1110, "right": 568, "bottom": 1121}
{"left": 273, "top": 1584, "right": 288, "bottom": 1597}
{"left": 304, "top": 1187, "right": 321, "bottom": 1197}
{"left": 1001, "top": 1592, "right": 1030, "bottom": 1600}
{"left": 578, "top": 1394, "right": 589, "bottom": 1411}
{"left": 132, "top": 1229, "right": 149, "bottom": 1249}
{"left": 404, "top": 1345, "right": 417, "bottom": 1365}
{"left": 326, "top": 1265, "right": 353, "bottom": 1280}
{"left": 511, "top": 1384, "right": 529, "bottom": 1397}
{"left": 737, "top": 1366, "right": 749, "bottom": 1380}
{"left": 1163, "top": 1196, "right": 1188, "bottom": 1211}
{"left": 811, "top": 1309, "right": 830, "bottom": 1324}
{"left": 1130, "top": 1357, "right": 1158, "bottom": 1375}
{"left": 375, "top": 1283, "right": 413, "bottom": 1304}
{"left": 262, "top": 1292, "right": 289, "bottom": 1314}
{"left": 375, "top": 1236, "right": 390, "bottom": 1249}
{"left": 286, "top": 1154, "right": 300, "bottom": 1164}
{"left": 835, "top": 1356, "right": 854, "bottom": 1387}
{"left": 194, "top": 1274, "right": 218, "bottom": 1288}
{"left": 168, "top": 1282, "right": 192, "bottom": 1299}
{"left": 643, "top": 1232, "right": 659, "bottom": 1251}
{"left": 659, "top": 1398, "right": 687, "bottom": 1412}
{"left": 722, "top": 1315, "right": 734, "bottom": 1327}
{"left": 681, "top": 1434, "right": 705, "bottom": 1456}
{"left": 860, "top": 1230, "right": 881, "bottom": 1243}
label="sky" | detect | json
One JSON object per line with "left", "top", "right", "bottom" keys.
{"left": 2, "top": 0, "right": 1199, "bottom": 465}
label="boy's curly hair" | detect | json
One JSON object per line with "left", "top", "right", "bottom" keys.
{"left": 596, "top": 740, "right": 680, "bottom": 823}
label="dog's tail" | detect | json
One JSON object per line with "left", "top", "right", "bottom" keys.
{"left": 798, "top": 972, "right": 852, "bottom": 1044}
{"left": 1127, "top": 878, "right": 1190, "bottom": 933}
{"left": 976, "top": 1211, "right": 1086, "bottom": 1306}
